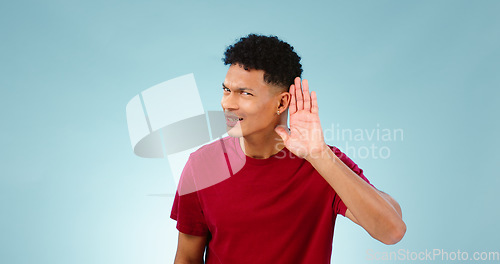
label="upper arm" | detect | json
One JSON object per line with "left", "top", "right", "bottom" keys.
{"left": 174, "top": 231, "right": 208, "bottom": 264}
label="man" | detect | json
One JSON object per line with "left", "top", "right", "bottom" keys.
{"left": 171, "top": 34, "right": 406, "bottom": 264}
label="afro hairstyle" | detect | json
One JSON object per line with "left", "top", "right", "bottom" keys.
{"left": 223, "top": 34, "right": 303, "bottom": 90}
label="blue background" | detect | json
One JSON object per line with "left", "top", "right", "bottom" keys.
{"left": 1, "top": 0, "right": 499, "bottom": 263}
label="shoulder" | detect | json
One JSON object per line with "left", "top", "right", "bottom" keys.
{"left": 184, "top": 136, "right": 240, "bottom": 175}
{"left": 178, "top": 137, "right": 235, "bottom": 195}
{"left": 189, "top": 136, "right": 233, "bottom": 160}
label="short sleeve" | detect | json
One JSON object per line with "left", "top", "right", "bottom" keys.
{"left": 330, "top": 146, "right": 376, "bottom": 217}
{"left": 170, "top": 156, "right": 209, "bottom": 236}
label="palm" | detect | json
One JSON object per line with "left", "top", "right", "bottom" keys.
{"left": 275, "top": 78, "right": 327, "bottom": 159}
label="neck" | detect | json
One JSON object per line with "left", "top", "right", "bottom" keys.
{"left": 239, "top": 130, "right": 285, "bottom": 159}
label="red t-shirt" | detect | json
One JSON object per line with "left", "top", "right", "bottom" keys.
{"left": 171, "top": 136, "right": 374, "bottom": 264}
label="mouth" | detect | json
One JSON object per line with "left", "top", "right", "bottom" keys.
{"left": 225, "top": 115, "right": 244, "bottom": 127}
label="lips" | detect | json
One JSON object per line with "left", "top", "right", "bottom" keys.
{"left": 225, "top": 113, "right": 243, "bottom": 127}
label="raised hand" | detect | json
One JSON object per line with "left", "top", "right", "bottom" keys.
{"left": 275, "top": 77, "right": 328, "bottom": 160}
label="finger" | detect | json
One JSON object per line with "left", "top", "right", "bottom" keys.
{"left": 302, "top": 79, "right": 311, "bottom": 111}
{"left": 289, "top": 84, "right": 296, "bottom": 115}
{"left": 295, "top": 77, "right": 303, "bottom": 111}
{"left": 274, "top": 126, "right": 289, "bottom": 143}
{"left": 311, "top": 91, "right": 319, "bottom": 114}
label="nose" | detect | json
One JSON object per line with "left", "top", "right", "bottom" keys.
{"left": 221, "top": 92, "right": 238, "bottom": 110}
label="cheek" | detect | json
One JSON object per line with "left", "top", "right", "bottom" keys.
{"left": 239, "top": 97, "right": 277, "bottom": 119}
{"left": 261, "top": 100, "right": 278, "bottom": 115}
{"left": 246, "top": 101, "right": 271, "bottom": 115}
{"left": 251, "top": 103, "right": 276, "bottom": 122}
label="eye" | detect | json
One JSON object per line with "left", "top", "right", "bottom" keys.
{"left": 222, "top": 87, "right": 230, "bottom": 93}
{"left": 242, "top": 91, "right": 253, "bottom": 96}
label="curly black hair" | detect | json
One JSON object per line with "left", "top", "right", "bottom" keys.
{"left": 223, "top": 34, "right": 302, "bottom": 90}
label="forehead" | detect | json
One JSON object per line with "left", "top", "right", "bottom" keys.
{"left": 224, "top": 64, "right": 268, "bottom": 91}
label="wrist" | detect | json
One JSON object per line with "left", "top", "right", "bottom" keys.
{"left": 305, "top": 143, "right": 333, "bottom": 164}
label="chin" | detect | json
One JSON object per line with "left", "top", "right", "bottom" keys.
{"left": 226, "top": 126, "right": 244, "bottom": 138}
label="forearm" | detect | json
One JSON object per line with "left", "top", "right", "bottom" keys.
{"left": 307, "top": 147, "right": 406, "bottom": 244}
{"left": 174, "top": 256, "right": 204, "bottom": 264}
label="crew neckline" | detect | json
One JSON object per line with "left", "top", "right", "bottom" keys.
{"left": 233, "top": 136, "right": 290, "bottom": 166}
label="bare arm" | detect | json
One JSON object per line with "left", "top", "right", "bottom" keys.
{"left": 310, "top": 149, "right": 406, "bottom": 245}
{"left": 173, "top": 232, "right": 207, "bottom": 264}
{"left": 345, "top": 190, "right": 403, "bottom": 224}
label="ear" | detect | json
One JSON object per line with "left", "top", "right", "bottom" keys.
{"left": 277, "top": 91, "right": 291, "bottom": 113}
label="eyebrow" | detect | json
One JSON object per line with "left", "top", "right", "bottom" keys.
{"left": 222, "top": 83, "right": 255, "bottom": 92}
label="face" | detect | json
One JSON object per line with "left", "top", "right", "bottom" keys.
{"left": 221, "top": 64, "right": 288, "bottom": 139}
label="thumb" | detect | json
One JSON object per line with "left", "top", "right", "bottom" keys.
{"left": 274, "top": 125, "right": 290, "bottom": 142}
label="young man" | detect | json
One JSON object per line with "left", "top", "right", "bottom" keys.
{"left": 171, "top": 34, "right": 406, "bottom": 264}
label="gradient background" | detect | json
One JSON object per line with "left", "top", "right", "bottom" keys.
{"left": 1, "top": 0, "right": 499, "bottom": 263}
